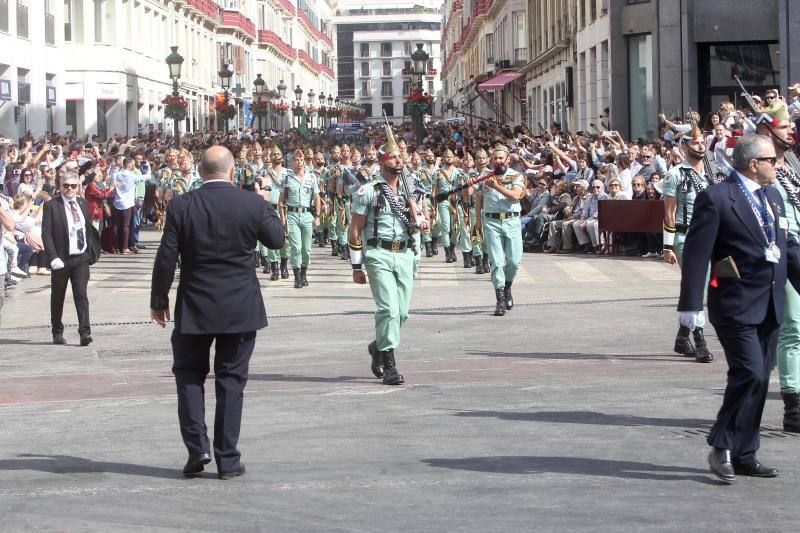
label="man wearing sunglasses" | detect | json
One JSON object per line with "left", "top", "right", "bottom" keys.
{"left": 41, "top": 172, "right": 95, "bottom": 346}
{"left": 679, "top": 134, "right": 800, "bottom": 483}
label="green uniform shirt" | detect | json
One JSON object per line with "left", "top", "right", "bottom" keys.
{"left": 265, "top": 167, "right": 288, "bottom": 205}
{"left": 481, "top": 168, "right": 524, "bottom": 213}
{"left": 662, "top": 161, "right": 712, "bottom": 227}
{"left": 352, "top": 176, "right": 411, "bottom": 242}
{"left": 419, "top": 166, "right": 437, "bottom": 195}
{"left": 774, "top": 166, "right": 800, "bottom": 236}
{"left": 435, "top": 166, "right": 462, "bottom": 195}
{"left": 283, "top": 169, "right": 320, "bottom": 208}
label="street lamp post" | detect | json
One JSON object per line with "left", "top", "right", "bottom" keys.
{"left": 218, "top": 62, "right": 233, "bottom": 133}
{"left": 411, "top": 43, "right": 429, "bottom": 143}
{"left": 307, "top": 89, "right": 315, "bottom": 130}
{"left": 165, "top": 46, "right": 184, "bottom": 149}
{"left": 294, "top": 85, "right": 303, "bottom": 130}
{"left": 277, "top": 79, "right": 287, "bottom": 131}
{"left": 253, "top": 73, "right": 265, "bottom": 133}
{"left": 319, "top": 92, "right": 325, "bottom": 131}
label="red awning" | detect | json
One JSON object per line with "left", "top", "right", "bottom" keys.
{"left": 477, "top": 71, "right": 523, "bottom": 91}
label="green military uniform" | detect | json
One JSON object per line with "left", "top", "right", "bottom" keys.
{"left": 326, "top": 163, "right": 345, "bottom": 255}
{"left": 456, "top": 168, "right": 483, "bottom": 267}
{"left": 775, "top": 165, "right": 800, "bottom": 399}
{"left": 335, "top": 165, "right": 356, "bottom": 255}
{"left": 282, "top": 168, "right": 320, "bottom": 287}
{"left": 663, "top": 160, "right": 714, "bottom": 330}
{"left": 310, "top": 165, "right": 328, "bottom": 246}
{"left": 480, "top": 162, "right": 524, "bottom": 307}
{"left": 434, "top": 157, "right": 463, "bottom": 262}
{"left": 185, "top": 166, "right": 203, "bottom": 192}
{"left": 418, "top": 165, "right": 436, "bottom": 251}
{"left": 351, "top": 169, "right": 415, "bottom": 385}
{"left": 264, "top": 161, "right": 290, "bottom": 279}
{"left": 234, "top": 161, "right": 256, "bottom": 190}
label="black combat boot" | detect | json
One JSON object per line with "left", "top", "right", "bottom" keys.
{"left": 381, "top": 349, "right": 404, "bottom": 385}
{"left": 262, "top": 262, "right": 270, "bottom": 274}
{"left": 674, "top": 325, "right": 696, "bottom": 356}
{"left": 425, "top": 241, "right": 433, "bottom": 257}
{"left": 462, "top": 251, "right": 471, "bottom": 268}
{"left": 494, "top": 287, "right": 506, "bottom": 316}
{"left": 475, "top": 255, "right": 484, "bottom": 274}
{"left": 482, "top": 254, "right": 489, "bottom": 274}
{"left": 367, "top": 341, "right": 384, "bottom": 378}
{"left": 300, "top": 266, "right": 309, "bottom": 287}
{"left": 781, "top": 392, "right": 800, "bottom": 432}
{"left": 280, "top": 258, "right": 289, "bottom": 279}
{"left": 447, "top": 246, "right": 456, "bottom": 263}
{"left": 340, "top": 245, "right": 349, "bottom": 260}
{"left": 293, "top": 268, "right": 303, "bottom": 288}
{"left": 504, "top": 281, "right": 514, "bottom": 310}
{"left": 331, "top": 241, "right": 339, "bottom": 256}
{"left": 693, "top": 327, "right": 713, "bottom": 363}
{"left": 270, "top": 262, "right": 279, "bottom": 281}
{"left": 431, "top": 238, "right": 439, "bottom": 256}
{"left": 259, "top": 254, "right": 268, "bottom": 268}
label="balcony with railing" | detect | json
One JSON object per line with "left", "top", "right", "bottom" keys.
{"left": 270, "top": 0, "right": 296, "bottom": 16}
{"left": 222, "top": 10, "right": 257, "bottom": 39}
{"left": 297, "top": 8, "right": 333, "bottom": 49}
{"left": 16, "top": 3, "right": 28, "bottom": 38}
{"left": 297, "top": 49, "right": 335, "bottom": 78}
{"left": 258, "top": 29, "right": 296, "bottom": 61}
{"left": 514, "top": 48, "right": 527, "bottom": 65}
{"left": 187, "top": 0, "right": 221, "bottom": 21}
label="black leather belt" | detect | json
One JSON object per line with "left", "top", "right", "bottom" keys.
{"left": 485, "top": 212, "right": 520, "bottom": 220}
{"left": 676, "top": 224, "right": 689, "bottom": 234}
{"left": 287, "top": 206, "right": 310, "bottom": 213}
{"left": 366, "top": 239, "right": 408, "bottom": 252}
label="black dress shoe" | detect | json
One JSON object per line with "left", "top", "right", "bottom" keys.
{"left": 218, "top": 464, "right": 246, "bottom": 480}
{"left": 368, "top": 340, "right": 384, "bottom": 378}
{"left": 53, "top": 334, "right": 66, "bottom": 345}
{"left": 182, "top": 453, "right": 212, "bottom": 477}
{"left": 733, "top": 461, "right": 779, "bottom": 478}
{"left": 708, "top": 447, "right": 735, "bottom": 483}
{"left": 80, "top": 335, "right": 93, "bottom": 346}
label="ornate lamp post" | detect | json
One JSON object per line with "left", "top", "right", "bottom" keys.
{"left": 294, "top": 85, "right": 303, "bottom": 129}
{"left": 218, "top": 62, "right": 234, "bottom": 133}
{"left": 319, "top": 92, "right": 325, "bottom": 130}
{"left": 277, "top": 79, "right": 287, "bottom": 130}
{"left": 307, "top": 89, "right": 315, "bottom": 129}
{"left": 410, "top": 43, "right": 429, "bottom": 143}
{"left": 253, "top": 73, "right": 265, "bottom": 133}
{"left": 165, "top": 46, "right": 184, "bottom": 149}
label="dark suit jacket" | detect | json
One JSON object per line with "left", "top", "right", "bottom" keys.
{"left": 150, "top": 181, "right": 285, "bottom": 334}
{"left": 41, "top": 195, "right": 93, "bottom": 264}
{"left": 678, "top": 172, "right": 800, "bottom": 326}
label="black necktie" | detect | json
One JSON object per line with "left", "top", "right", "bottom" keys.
{"left": 69, "top": 200, "right": 85, "bottom": 250}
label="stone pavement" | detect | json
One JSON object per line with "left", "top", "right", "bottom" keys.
{"left": 0, "top": 231, "right": 797, "bottom": 532}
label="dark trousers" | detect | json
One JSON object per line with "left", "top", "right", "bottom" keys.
{"left": 50, "top": 254, "right": 90, "bottom": 336}
{"left": 171, "top": 330, "right": 256, "bottom": 473}
{"left": 15, "top": 239, "right": 33, "bottom": 271}
{"left": 112, "top": 206, "right": 133, "bottom": 251}
{"left": 709, "top": 307, "right": 779, "bottom": 464}
{"left": 128, "top": 202, "right": 141, "bottom": 248}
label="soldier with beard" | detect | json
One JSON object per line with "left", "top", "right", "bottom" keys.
{"left": 326, "top": 145, "right": 345, "bottom": 257}
{"left": 349, "top": 138, "right": 429, "bottom": 385}
{"left": 419, "top": 148, "right": 439, "bottom": 256}
{"left": 757, "top": 105, "right": 800, "bottom": 432}
{"left": 264, "top": 146, "right": 291, "bottom": 281}
{"left": 311, "top": 151, "right": 329, "bottom": 247}
{"left": 433, "top": 149, "right": 463, "bottom": 263}
{"left": 472, "top": 148, "right": 490, "bottom": 274}
{"left": 663, "top": 125, "right": 716, "bottom": 363}
{"left": 475, "top": 145, "right": 525, "bottom": 316}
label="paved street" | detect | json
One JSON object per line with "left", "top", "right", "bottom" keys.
{"left": 0, "top": 229, "right": 797, "bottom": 532}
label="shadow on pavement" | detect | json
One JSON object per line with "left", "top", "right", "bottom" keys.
{"left": 422, "top": 456, "right": 719, "bottom": 484}
{"left": 0, "top": 339, "right": 60, "bottom": 346}
{"left": 451, "top": 410, "right": 712, "bottom": 429}
{"left": 0, "top": 454, "right": 181, "bottom": 479}
{"left": 249, "top": 373, "right": 374, "bottom": 384}
{"left": 467, "top": 350, "right": 687, "bottom": 362}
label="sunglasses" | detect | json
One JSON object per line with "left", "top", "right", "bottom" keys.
{"left": 765, "top": 95, "right": 776, "bottom": 100}
{"left": 61, "top": 183, "right": 80, "bottom": 189}
{"left": 754, "top": 156, "right": 778, "bottom": 166}
{"left": 592, "top": 185, "right": 603, "bottom": 189}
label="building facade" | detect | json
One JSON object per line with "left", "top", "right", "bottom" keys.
{"left": 0, "top": 0, "right": 67, "bottom": 140}
{"left": 333, "top": 0, "right": 443, "bottom": 124}
{"left": 0, "top": 0, "right": 337, "bottom": 140}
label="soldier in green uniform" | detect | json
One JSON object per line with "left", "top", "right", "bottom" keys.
{"left": 420, "top": 148, "right": 439, "bottom": 256}
{"left": 475, "top": 144, "right": 525, "bottom": 316}
{"left": 662, "top": 125, "right": 715, "bottom": 363}
{"left": 349, "top": 138, "right": 429, "bottom": 385}
{"left": 433, "top": 149, "right": 463, "bottom": 263}
{"left": 234, "top": 152, "right": 256, "bottom": 191}
{"left": 757, "top": 106, "right": 800, "bottom": 431}
{"left": 456, "top": 151, "right": 480, "bottom": 268}
{"left": 335, "top": 147, "right": 357, "bottom": 260}
{"left": 279, "top": 149, "right": 321, "bottom": 288}
{"left": 472, "top": 148, "right": 490, "bottom": 274}
{"left": 264, "top": 146, "right": 291, "bottom": 280}
{"left": 327, "top": 145, "right": 344, "bottom": 257}
{"left": 311, "top": 150, "right": 329, "bottom": 247}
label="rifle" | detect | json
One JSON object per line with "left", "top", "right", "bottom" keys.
{"left": 434, "top": 170, "right": 494, "bottom": 202}
{"left": 733, "top": 75, "right": 760, "bottom": 114}
{"left": 382, "top": 110, "right": 423, "bottom": 230}
{"left": 687, "top": 106, "right": 720, "bottom": 181}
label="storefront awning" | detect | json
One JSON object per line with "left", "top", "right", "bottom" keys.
{"left": 477, "top": 71, "right": 523, "bottom": 91}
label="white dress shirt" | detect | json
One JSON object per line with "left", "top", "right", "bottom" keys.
{"left": 62, "top": 196, "right": 87, "bottom": 256}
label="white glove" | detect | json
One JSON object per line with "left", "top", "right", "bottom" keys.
{"left": 678, "top": 311, "right": 700, "bottom": 331}
{"left": 50, "top": 258, "right": 64, "bottom": 270}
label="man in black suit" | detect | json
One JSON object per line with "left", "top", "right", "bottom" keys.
{"left": 150, "top": 146, "right": 284, "bottom": 480}
{"left": 41, "top": 172, "right": 95, "bottom": 346}
{"left": 679, "top": 134, "right": 800, "bottom": 483}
